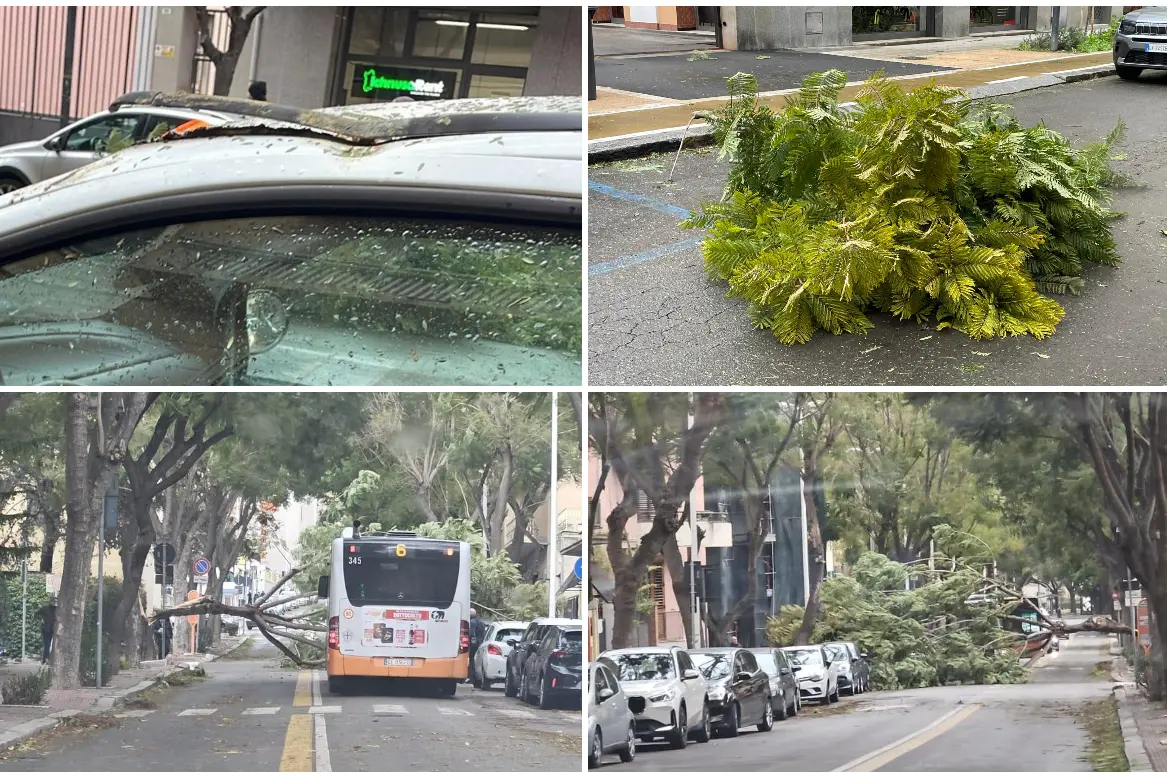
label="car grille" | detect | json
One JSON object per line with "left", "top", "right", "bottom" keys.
{"left": 1125, "top": 51, "right": 1167, "bottom": 66}
{"left": 1135, "top": 22, "right": 1167, "bottom": 35}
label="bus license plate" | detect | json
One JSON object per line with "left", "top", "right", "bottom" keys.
{"left": 384, "top": 658, "right": 414, "bottom": 667}
{"left": 1146, "top": 43, "right": 1167, "bottom": 53}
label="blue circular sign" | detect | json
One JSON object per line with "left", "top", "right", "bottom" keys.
{"left": 194, "top": 558, "right": 210, "bottom": 575}
{"left": 573, "top": 558, "right": 583, "bottom": 580}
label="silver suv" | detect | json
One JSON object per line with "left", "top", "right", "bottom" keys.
{"left": 0, "top": 106, "right": 234, "bottom": 194}
{"left": 1114, "top": 6, "right": 1167, "bottom": 80}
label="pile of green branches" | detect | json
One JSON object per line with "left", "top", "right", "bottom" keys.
{"left": 684, "top": 69, "right": 1126, "bottom": 344}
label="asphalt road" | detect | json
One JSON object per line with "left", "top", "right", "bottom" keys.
{"left": 0, "top": 639, "right": 580, "bottom": 772}
{"left": 593, "top": 629, "right": 1114, "bottom": 771}
{"left": 588, "top": 74, "right": 1167, "bottom": 386}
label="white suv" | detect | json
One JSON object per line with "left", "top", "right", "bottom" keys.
{"left": 600, "top": 646, "right": 711, "bottom": 748}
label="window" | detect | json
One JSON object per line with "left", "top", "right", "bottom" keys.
{"left": 754, "top": 651, "right": 777, "bottom": 676}
{"left": 341, "top": 543, "right": 459, "bottom": 607}
{"left": 775, "top": 651, "right": 789, "bottom": 671}
{"left": 63, "top": 114, "right": 141, "bottom": 152}
{"left": 593, "top": 665, "right": 610, "bottom": 702}
{"left": 786, "top": 648, "right": 824, "bottom": 667}
{"left": 0, "top": 214, "right": 581, "bottom": 386}
{"left": 692, "top": 652, "right": 731, "bottom": 680}
{"left": 676, "top": 651, "right": 694, "bottom": 674}
{"left": 468, "top": 74, "right": 526, "bottom": 99}
{"left": 412, "top": 10, "right": 471, "bottom": 59}
{"left": 739, "top": 651, "right": 758, "bottom": 673}
{"left": 610, "top": 652, "right": 676, "bottom": 682}
{"left": 562, "top": 630, "right": 583, "bottom": 653}
{"left": 470, "top": 14, "right": 537, "bottom": 67}
{"left": 494, "top": 627, "right": 523, "bottom": 644}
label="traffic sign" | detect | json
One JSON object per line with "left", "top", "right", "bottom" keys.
{"left": 573, "top": 558, "right": 583, "bottom": 580}
{"left": 194, "top": 558, "right": 210, "bottom": 576}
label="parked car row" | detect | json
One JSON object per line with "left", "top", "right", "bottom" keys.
{"left": 469, "top": 616, "right": 584, "bottom": 711}
{"left": 588, "top": 641, "right": 872, "bottom": 768}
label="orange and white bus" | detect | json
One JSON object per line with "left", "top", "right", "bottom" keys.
{"left": 319, "top": 526, "right": 471, "bottom": 696}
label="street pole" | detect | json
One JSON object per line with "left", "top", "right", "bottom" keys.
{"left": 687, "top": 393, "right": 700, "bottom": 648}
{"left": 547, "top": 392, "right": 558, "bottom": 619}
{"left": 1127, "top": 566, "right": 1137, "bottom": 651}
{"left": 98, "top": 482, "right": 118, "bottom": 688}
{"left": 799, "top": 466, "right": 810, "bottom": 606}
{"left": 1051, "top": 6, "right": 1061, "bottom": 52}
{"left": 59, "top": 6, "right": 78, "bottom": 127}
{"left": 21, "top": 512, "right": 29, "bottom": 661}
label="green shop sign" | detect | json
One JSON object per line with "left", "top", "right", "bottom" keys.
{"left": 357, "top": 66, "right": 454, "bottom": 100}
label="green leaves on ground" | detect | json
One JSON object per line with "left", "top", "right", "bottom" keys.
{"left": 686, "top": 69, "right": 1125, "bottom": 344}
{"left": 766, "top": 548, "right": 1028, "bottom": 689}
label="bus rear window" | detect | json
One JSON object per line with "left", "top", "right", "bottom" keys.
{"left": 342, "top": 544, "right": 459, "bottom": 607}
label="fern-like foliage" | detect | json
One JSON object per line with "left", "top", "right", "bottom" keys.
{"left": 687, "top": 69, "right": 1127, "bottom": 344}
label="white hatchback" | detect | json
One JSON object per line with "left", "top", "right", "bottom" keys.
{"left": 600, "top": 646, "right": 711, "bottom": 748}
{"left": 473, "top": 620, "right": 527, "bottom": 691}
{"left": 784, "top": 645, "right": 840, "bottom": 705}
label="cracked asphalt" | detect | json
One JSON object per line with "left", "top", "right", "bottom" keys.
{"left": 587, "top": 74, "right": 1167, "bottom": 386}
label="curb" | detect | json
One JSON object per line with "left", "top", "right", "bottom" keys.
{"left": 0, "top": 641, "right": 238, "bottom": 751}
{"left": 1115, "top": 686, "right": 1154, "bottom": 772}
{"left": 588, "top": 63, "right": 1115, "bottom": 162}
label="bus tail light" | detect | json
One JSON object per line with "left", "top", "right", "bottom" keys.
{"left": 459, "top": 620, "right": 470, "bottom": 653}
{"left": 487, "top": 644, "right": 503, "bottom": 656}
{"left": 328, "top": 616, "right": 339, "bottom": 650}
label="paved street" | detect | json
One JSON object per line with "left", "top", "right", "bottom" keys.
{"left": 0, "top": 639, "right": 580, "bottom": 772}
{"left": 588, "top": 74, "right": 1167, "bottom": 386}
{"left": 594, "top": 630, "right": 1113, "bottom": 771}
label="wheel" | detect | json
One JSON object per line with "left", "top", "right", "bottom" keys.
{"left": 538, "top": 675, "right": 555, "bottom": 710}
{"left": 788, "top": 693, "right": 798, "bottom": 717}
{"left": 845, "top": 678, "right": 856, "bottom": 696}
{"left": 589, "top": 728, "right": 603, "bottom": 769}
{"left": 618, "top": 723, "right": 636, "bottom": 763}
{"left": 830, "top": 684, "right": 840, "bottom": 703}
{"left": 693, "top": 701, "right": 711, "bottom": 743}
{"left": 822, "top": 688, "right": 832, "bottom": 706}
{"left": 757, "top": 697, "right": 775, "bottom": 732}
{"left": 440, "top": 680, "right": 457, "bottom": 698}
{"left": 480, "top": 676, "right": 492, "bottom": 691}
{"left": 327, "top": 675, "right": 347, "bottom": 695}
{"left": 775, "top": 690, "right": 788, "bottom": 720}
{"left": 1115, "top": 65, "right": 1142, "bottom": 80}
{"left": 521, "top": 669, "right": 534, "bottom": 703}
{"left": 668, "top": 704, "right": 688, "bottom": 749}
{"left": 0, "top": 175, "right": 25, "bottom": 195}
{"left": 504, "top": 665, "right": 518, "bottom": 698}
{"left": 721, "top": 702, "right": 740, "bottom": 738}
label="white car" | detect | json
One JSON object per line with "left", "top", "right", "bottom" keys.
{"left": 589, "top": 660, "right": 635, "bottom": 768}
{"left": 600, "top": 646, "right": 711, "bottom": 748}
{"left": 784, "top": 645, "right": 840, "bottom": 705}
{"left": 0, "top": 93, "right": 582, "bottom": 387}
{"left": 472, "top": 620, "right": 527, "bottom": 691}
{"left": 0, "top": 105, "right": 236, "bottom": 194}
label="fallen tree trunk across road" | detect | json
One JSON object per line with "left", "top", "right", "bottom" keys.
{"left": 154, "top": 567, "right": 327, "bottom": 668}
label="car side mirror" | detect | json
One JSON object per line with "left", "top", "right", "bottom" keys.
{"left": 860, "top": 653, "right": 870, "bottom": 660}
{"left": 506, "top": 638, "right": 518, "bottom": 647}
{"left": 45, "top": 136, "right": 63, "bottom": 152}
{"left": 779, "top": 667, "right": 791, "bottom": 675}
{"left": 598, "top": 687, "right": 615, "bottom": 702}
{"left": 316, "top": 575, "right": 329, "bottom": 599}
{"left": 682, "top": 668, "right": 700, "bottom": 681}
{"left": 791, "top": 664, "right": 802, "bottom": 672}
{"left": 735, "top": 671, "right": 752, "bottom": 682}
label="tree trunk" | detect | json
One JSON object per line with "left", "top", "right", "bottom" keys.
{"left": 611, "top": 567, "right": 640, "bottom": 649}
{"left": 489, "top": 446, "right": 513, "bottom": 554}
{"left": 793, "top": 456, "right": 827, "bottom": 646}
{"left": 109, "top": 527, "right": 152, "bottom": 669}
{"left": 52, "top": 393, "right": 93, "bottom": 690}
{"left": 1146, "top": 587, "right": 1167, "bottom": 701}
{"left": 662, "top": 534, "right": 694, "bottom": 648}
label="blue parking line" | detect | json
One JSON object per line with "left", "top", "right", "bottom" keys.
{"left": 588, "top": 180, "right": 692, "bottom": 220}
{"left": 589, "top": 236, "right": 704, "bottom": 277}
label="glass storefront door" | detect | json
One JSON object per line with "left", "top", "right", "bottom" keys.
{"left": 333, "top": 7, "right": 541, "bottom": 105}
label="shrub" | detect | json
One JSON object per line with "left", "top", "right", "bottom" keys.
{"left": 1, "top": 667, "right": 51, "bottom": 705}
{"left": 0, "top": 573, "right": 51, "bottom": 659}
{"left": 685, "top": 70, "right": 1125, "bottom": 345}
{"left": 1019, "top": 18, "right": 1119, "bottom": 53}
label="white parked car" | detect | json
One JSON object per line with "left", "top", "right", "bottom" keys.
{"left": 589, "top": 660, "right": 635, "bottom": 768}
{"left": 600, "top": 646, "right": 711, "bottom": 748}
{"left": 0, "top": 93, "right": 582, "bottom": 387}
{"left": 783, "top": 645, "right": 840, "bottom": 705}
{"left": 0, "top": 104, "right": 237, "bottom": 194}
{"left": 472, "top": 620, "right": 527, "bottom": 691}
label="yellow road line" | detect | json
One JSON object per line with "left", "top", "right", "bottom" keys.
{"left": 293, "top": 670, "right": 312, "bottom": 707}
{"left": 279, "top": 714, "right": 314, "bottom": 772}
{"left": 835, "top": 704, "right": 983, "bottom": 772}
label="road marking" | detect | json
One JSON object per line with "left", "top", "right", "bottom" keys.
{"left": 312, "top": 669, "right": 324, "bottom": 706}
{"left": 559, "top": 712, "right": 582, "bottom": 722}
{"left": 373, "top": 704, "right": 408, "bottom": 714}
{"left": 587, "top": 181, "right": 693, "bottom": 220}
{"left": 589, "top": 236, "right": 704, "bottom": 277}
{"left": 293, "top": 670, "right": 312, "bottom": 707}
{"left": 314, "top": 714, "right": 331, "bottom": 772}
{"left": 177, "top": 708, "right": 216, "bottom": 716}
{"left": 113, "top": 710, "right": 154, "bottom": 718}
{"left": 832, "top": 704, "right": 983, "bottom": 772}
{"left": 437, "top": 706, "right": 474, "bottom": 716}
{"left": 280, "top": 714, "right": 314, "bottom": 772}
{"left": 244, "top": 707, "right": 281, "bottom": 715}
{"left": 496, "top": 709, "right": 537, "bottom": 719}
{"left": 309, "top": 705, "right": 342, "bottom": 714}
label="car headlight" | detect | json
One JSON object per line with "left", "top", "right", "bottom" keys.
{"left": 807, "top": 672, "right": 824, "bottom": 682}
{"left": 837, "top": 663, "right": 850, "bottom": 674}
{"left": 1120, "top": 20, "right": 1136, "bottom": 34}
{"left": 648, "top": 688, "right": 676, "bottom": 703}
{"left": 709, "top": 683, "right": 729, "bottom": 700}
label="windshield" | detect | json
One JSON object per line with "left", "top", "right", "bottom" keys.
{"left": 786, "top": 649, "right": 824, "bottom": 667}
{"left": 691, "top": 653, "right": 732, "bottom": 681}
{"left": 0, "top": 216, "right": 581, "bottom": 386}
{"left": 610, "top": 652, "right": 676, "bottom": 682}
{"left": 341, "top": 542, "right": 459, "bottom": 607}
{"left": 825, "top": 645, "right": 848, "bottom": 661}
{"left": 754, "top": 653, "right": 777, "bottom": 675}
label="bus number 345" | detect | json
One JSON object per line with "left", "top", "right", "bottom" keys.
{"left": 347, "top": 556, "right": 362, "bottom": 565}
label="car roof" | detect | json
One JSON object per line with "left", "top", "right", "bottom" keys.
{"left": 603, "top": 646, "right": 678, "bottom": 655}
{"left": 488, "top": 621, "right": 528, "bottom": 630}
{"left": 690, "top": 647, "right": 736, "bottom": 654}
{"left": 528, "top": 617, "right": 581, "bottom": 626}
{"left": 784, "top": 645, "right": 823, "bottom": 651}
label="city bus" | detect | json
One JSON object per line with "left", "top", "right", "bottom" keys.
{"left": 318, "top": 525, "right": 471, "bottom": 696}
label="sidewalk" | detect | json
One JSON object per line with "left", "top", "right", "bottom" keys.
{"left": 1112, "top": 655, "right": 1166, "bottom": 771}
{"left": 0, "top": 633, "right": 248, "bottom": 749}
{"left": 589, "top": 28, "right": 1112, "bottom": 147}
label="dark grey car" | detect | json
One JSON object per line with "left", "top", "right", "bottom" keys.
{"left": 748, "top": 648, "right": 800, "bottom": 720}
{"left": 1113, "top": 6, "right": 1167, "bottom": 79}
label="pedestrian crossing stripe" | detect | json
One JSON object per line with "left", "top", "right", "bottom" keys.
{"left": 497, "top": 709, "right": 537, "bottom": 719}
{"left": 243, "top": 707, "right": 281, "bottom": 715}
{"left": 372, "top": 704, "right": 408, "bottom": 714}
{"left": 177, "top": 708, "right": 216, "bottom": 716}
{"left": 309, "top": 705, "right": 342, "bottom": 714}
{"left": 437, "top": 706, "right": 473, "bottom": 716}
{"left": 114, "top": 710, "right": 155, "bottom": 718}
